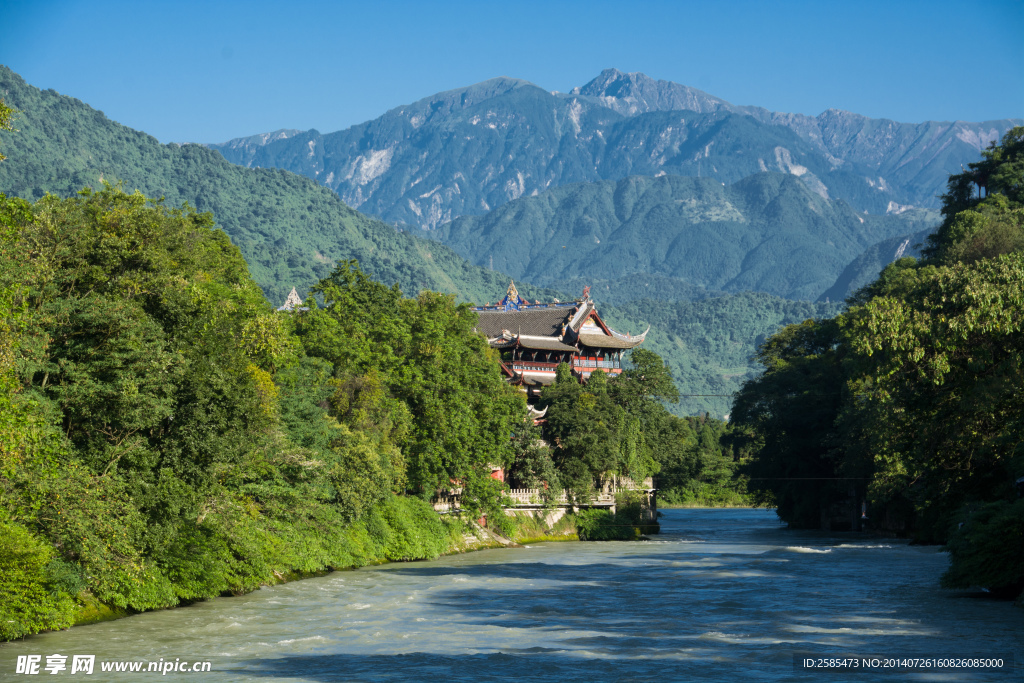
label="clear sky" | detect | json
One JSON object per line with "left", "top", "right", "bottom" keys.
{"left": 2, "top": 0, "right": 1021, "bottom": 144}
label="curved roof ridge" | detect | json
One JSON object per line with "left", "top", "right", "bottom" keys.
{"left": 608, "top": 324, "right": 650, "bottom": 343}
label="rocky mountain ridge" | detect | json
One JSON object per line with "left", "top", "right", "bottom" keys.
{"left": 209, "top": 69, "right": 1020, "bottom": 230}
{"left": 576, "top": 68, "right": 1015, "bottom": 175}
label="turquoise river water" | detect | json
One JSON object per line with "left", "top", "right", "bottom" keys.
{"left": 1, "top": 509, "right": 1021, "bottom": 681}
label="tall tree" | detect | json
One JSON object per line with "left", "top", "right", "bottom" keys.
{"left": 296, "top": 260, "right": 526, "bottom": 515}
{"left": 732, "top": 319, "right": 846, "bottom": 527}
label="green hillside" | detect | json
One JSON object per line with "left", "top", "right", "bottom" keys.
{"left": 432, "top": 173, "right": 938, "bottom": 300}
{"left": 0, "top": 66, "right": 553, "bottom": 306}
{"left": 817, "top": 225, "right": 934, "bottom": 302}
{"left": 547, "top": 273, "right": 725, "bottom": 304}
{"left": 598, "top": 294, "right": 842, "bottom": 417}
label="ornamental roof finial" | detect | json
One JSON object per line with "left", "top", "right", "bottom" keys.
{"left": 582, "top": 285, "right": 591, "bottom": 301}
{"left": 277, "top": 287, "right": 303, "bottom": 312}
{"left": 499, "top": 280, "right": 524, "bottom": 311}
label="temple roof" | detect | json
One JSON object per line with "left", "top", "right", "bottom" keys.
{"left": 474, "top": 305, "right": 575, "bottom": 338}
{"left": 473, "top": 281, "right": 648, "bottom": 354}
{"left": 569, "top": 300, "right": 596, "bottom": 332}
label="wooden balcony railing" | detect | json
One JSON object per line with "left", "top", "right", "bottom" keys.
{"left": 510, "top": 361, "right": 560, "bottom": 372}
{"left": 572, "top": 357, "right": 621, "bottom": 370}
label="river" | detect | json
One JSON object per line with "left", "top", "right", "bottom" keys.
{"left": 2, "top": 509, "right": 1021, "bottom": 681}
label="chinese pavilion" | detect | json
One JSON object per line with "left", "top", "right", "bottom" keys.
{"left": 472, "top": 282, "right": 648, "bottom": 399}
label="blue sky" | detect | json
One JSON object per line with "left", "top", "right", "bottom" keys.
{"left": 2, "top": 0, "right": 1021, "bottom": 143}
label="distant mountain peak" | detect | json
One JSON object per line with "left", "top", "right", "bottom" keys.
{"left": 572, "top": 68, "right": 733, "bottom": 116}
{"left": 208, "top": 128, "right": 304, "bottom": 158}
{"left": 380, "top": 75, "right": 541, "bottom": 128}
{"left": 431, "top": 76, "right": 534, "bottom": 99}
{"left": 409, "top": 76, "right": 535, "bottom": 110}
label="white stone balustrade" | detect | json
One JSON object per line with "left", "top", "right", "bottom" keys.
{"left": 506, "top": 489, "right": 567, "bottom": 505}
{"left": 436, "top": 478, "right": 654, "bottom": 512}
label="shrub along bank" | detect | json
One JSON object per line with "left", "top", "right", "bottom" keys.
{"left": 575, "top": 491, "right": 660, "bottom": 540}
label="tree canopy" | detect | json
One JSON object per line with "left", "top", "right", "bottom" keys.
{"left": 733, "top": 127, "right": 1024, "bottom": 599}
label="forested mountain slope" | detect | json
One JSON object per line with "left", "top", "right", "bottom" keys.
{"left": 817, "top": 226, "right": 933, "bottom": 302}
{"left": 0, "top": 66, "right": 553, "bottom": 305}
{"left": 603, "top": 294, "right": 842, "bottom": 417}
{"left": 431, "top": 173, "right": 937, "bottom": 300}
{"left": 210, "top": 69, "right": 1019, "bottom": 228}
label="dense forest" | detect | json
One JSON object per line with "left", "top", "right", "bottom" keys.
{"left": 601, "top": 294, "right": 841, "bottom": 417}
{"left": 516, "top": 351, "right": 751, "bottom": 517}
{"left": 734, "top": 127, "right": 1024, "bottom": 600}
{"left": 0, "top": 87, "right": 548, "bottom": 636}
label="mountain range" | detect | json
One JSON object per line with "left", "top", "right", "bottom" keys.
{"left": 210, "top": 68, "right": 1019, "bottom": 230}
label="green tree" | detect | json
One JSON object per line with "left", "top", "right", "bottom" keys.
{"left": 540, "top": 366, "right": 623, "bottom": 500}
{"left": 539, "top": 351, "right": 700, "bottom": 502}
{"left": 732, "top": 319, "right": 846, "bottom": 527}
{"left": 0, "top": 522, "right": 77, "bottom": 640}
{"left": 611, "top": 347, "right": 680, "bottom": 412}
{"left": 839, "top": 253, "right": 1024, "bottom": 539}
{"left": 295, "top": 260, "right": 526, "bottom": 517}
{"left": 924, "top": 126, "right": 1024, "bottom": 265}
{"left": 1, "top": 184, "right": 302, "bottom": 617}
{"left": 507, "top": 418, "right": 561, "bottom": 496}
{"left": 735, "top": 126, "right": 1024, "bottom": 574}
